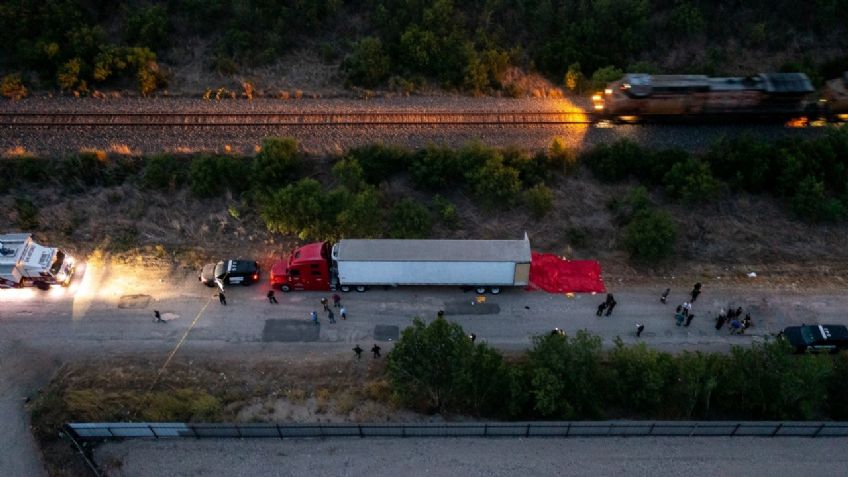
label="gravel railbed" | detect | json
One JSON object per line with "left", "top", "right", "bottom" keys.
{"left": 96, "top": 436, "right": 848, "bottom": 477}
{"left": 2, "top": 97, "right": 830, "bottom": 156}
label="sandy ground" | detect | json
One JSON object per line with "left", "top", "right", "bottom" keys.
{"left": 96, "top": 436, "right": 848, "bottom": 477}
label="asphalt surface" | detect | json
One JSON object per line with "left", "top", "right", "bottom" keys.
{"left": 3, "top": 262, "right": 848, "bottom": 476}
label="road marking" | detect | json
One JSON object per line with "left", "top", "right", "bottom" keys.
{"left": 148, "top": 296, "right": 212, "bottom": 392}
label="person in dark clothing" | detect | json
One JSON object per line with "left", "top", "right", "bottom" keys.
{"left": 735, "top": 307, "right": 743, "bottom": 319}
{"left": 715, "top": 313, "right": 727, "bottom": 330}
{"left": 685, "top": 313, "right": 695, "bottom": 327}
{"left": 327, "top": 309, "right": 336, "bottom": 324}
{"left": 606, "top": 293, "right": 614, "bottom": 306}
{"left": 437, "top": 310, "right": 445, "bottom": 319}
{"left": 321, "top": 297, "right": 329, "bottom": 311}
{"left": 469, "top": 333, "right": 477, "bottom": 344}
{"left": 353, "top": 345, "right": 363, "bottom": 360}
{"left": 742, "top": 313, "right": 752, "bottom": 329}
{"left": 371, "top": 344, "right": 381, "bottom": 358}
{"left": 605, "top": 300, "right": 617, "bottom": 316}
{"left": 267, "top": 290, "right": 278, "bottom": 304}
{"left": 154, "top": 310, "right": 165, "bottom": 323}
{"left": 676, "top": 304, "right": 683, "bottom": 314}
{"left": 596, "top": 302, "right": 607, "bottom": 316}
{"left": 218, "top": 292, "right": 227, "bottom": 305}
{"left": 332, "top": 293, "right": 341, "bottom": 308}
{"left": 691, "top": 283, "right": 702, "bottom": 302}
{"left": 636, "top": 323, "right": 645, "bottom": 337}
{"left": 660, "top": 288, "right": 670, "bottom": 304}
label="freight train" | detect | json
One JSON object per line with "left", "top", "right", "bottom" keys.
{"left": 592, "top": 72, "right": 848, "bottom": 122}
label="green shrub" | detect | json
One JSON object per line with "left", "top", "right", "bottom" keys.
{"left": 389, "top": 198, "right": 432, "bottom": 239}
{"left": 704, "top": 136, "right": 775, "bottom": 193}
{"left": 548, "top": 139, "right": 579, "bottom": 175}
{"left": 143, "top": 154, "right": 187, "bottom": 190}
{"left": 503, "top": 147, "right": 548, "bottom": 186}
{"left": 252, "top": 137, "right": 303, "bottom": 192}
{"left": 589, "top": 65, "right": 623, "bottom": 91}
{"left": 261, "top": 178, "right": 336, "bottom": 240}
{"left": 622, "top": 208, "right": 677, "bottom": 262}
{"left": 583, "top": 139, "right": 648, "bottom": 182}
{"left": 343, "top": 37, "right": 390, "bottom": 88}
{"left": 345, "top": 143, "right": 411, "bottom": 185}
{"left": 465, "top": 155, "right": 522, "bottom": 207}
{"left": 10, "top": 156, "right": 54, "bottom": 183}
{"left": 431, "top": 195, "right": 459, "bottom": 229}
{"left": 189, "top": 155, "right": 225, "bottom": 198}
{"left": 640, "top": 148, "right": 690, "bottom": 185}
{"left": 524, "top": 184, "right": 554, "bottom": 219}
{"left": 409, "top": 146, "right": 464, "bottom": 190}
{"left": 790, "top": 176, "right": 845, "bottom": 223}
{"left": 14, "top": 197, "right": 40, "bottom": 229}
{"left": 607, "top": 339, "right": 673, "bottom": 413}
{"left": 332, "top": 157, "right": 365, "bottom": 191}
{"left": 336, "top": 187, "right": 383, "bottom": 238}
{"left": 828, "top": 352, "right": 848, "bottom": 419}
{"left": 662, "top": 158, "right": 720, "bottom": 203}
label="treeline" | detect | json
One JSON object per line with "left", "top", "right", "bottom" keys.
{"left": 3, "top": 131, "right": 847, "bottom": 258}
{"left": 388, "top": 317, "right": 848, "bottom": 420}
{"left": 2, "top": 1, "right": 846, "bottom": 96}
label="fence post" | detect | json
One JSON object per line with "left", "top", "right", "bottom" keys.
{"left": 688, "top": 422, "right": 698, "bottom": 437}
{"left": 525, "top": 423, "right": 530, "bottom": 438}
{"left": 731, "top": 423, "right": 741, "bottom": 436}
{"left": 566, "top": 422, "right": 571, "bottom": 437}
{"left": 484, "top": 423, "right": 488, "bottom": 437}
{"left": 358, "top": 424, "right": 364, "bottom": 438}
{"left": 771, "top": 423, "right": 783, "bottom": 437}
{"left": 649, "top": 423, "right": 655, "bottom": 436}
{"left": 812, "top": 423, "right": 825, "bottom": 438}
{"left": 276, "top": 424, "right": 283, "bottom": 439}
{"left": 150, "top": 425, "right": 158, "bottom": 440}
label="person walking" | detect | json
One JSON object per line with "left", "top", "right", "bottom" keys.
{"left": 605, "top": 299, "right": 617, "bottom": 317}
{"left": 682, "top": 301, "right": 692, "bottom": 317}
{"left": 332, "top": 293, "right": 341, "bottom": 308}
{"left": 660, "top": 288, "right": 670, "bottom": 304}
{"left": 267, "top": 290, "right": 278, "bottom": 304}
{"left": 218, "top": 292, "right": 227, "bottom": 306}
{"left": 153, "top": 310, "right": 165, "bottom": 323}
{"left": 327, "top": 309, "right": 336, "bottom": 324}
{"left": 675, "top": 311, "right": 685, "bottom": 326}
{"left": 691, "top": 282, "right": 702, "bottom": 302}
{"left": 371, "top": 344, "right": 381, "bottom": 358}
{"left": 605, "top": 293, "right": 615, "bottom": 306}
{"left": 340, "top": 307, "right": 347, "bottom": 320}
{"left": 353, "top": 345, "right": 363, "bottom": 360}
{"left": 685, "top": 313, "right": 695, "bottom": 327}
{"left": 321, "top": 297, "right": 329, "bottom": 312}
{"left": 311, "top": 310, "right": 319, "bottom": 326}
{"left": 715, "top": 311, "right": 727, "bottom": 330}
{"left": 636, "top": 323, "right": 645, "bottom": 337}
{"left": 596, "top": 301, "right": 607, "bottom": 317}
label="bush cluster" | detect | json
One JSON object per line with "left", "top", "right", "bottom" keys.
{"left": 388, "top": 319, "right": 848, "bottom": 420}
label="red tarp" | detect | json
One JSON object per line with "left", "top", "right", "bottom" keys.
{"left": 527, "top": 252, "right": 606, "bottom": 294}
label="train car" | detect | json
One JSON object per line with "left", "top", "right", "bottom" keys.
{"left": 821, "top": 72, "right": 848, "bottom": 121}
{"left": 593, "top": 73, "right": 815, "bottom": 122}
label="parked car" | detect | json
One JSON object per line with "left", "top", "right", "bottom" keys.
{"left": 199, "top": 259, "right": 260, "bottom": 287}
{"left": 782, "top": 324, "right": 848, "bottom": 353}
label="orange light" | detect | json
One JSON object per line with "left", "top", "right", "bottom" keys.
{"left": 253, "top": 274, "right": 259, "bottom": 280}
{"left": 592, "top": 94, "right": 602, "bottom": 102}
{"left": 604, "top": 88, "right": 613, "bottom": 95}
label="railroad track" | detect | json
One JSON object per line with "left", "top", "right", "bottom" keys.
{"left": 0, "top": 111, "right": 593, "bottom": 127}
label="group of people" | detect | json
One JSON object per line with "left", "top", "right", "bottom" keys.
{"left": 715, "top": 306, "right": 753, "bottom": 334}
{"left": 311, "top": 294, "right": 347, "bottom": 325}
{"left": 352, "top": 344, "right": 381, "bottom": 359}
{"left": 596, "top": 293, "right": 617, "bottom": 317}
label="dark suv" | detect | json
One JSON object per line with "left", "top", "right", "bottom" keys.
{"left": 199, "top": 259, "right": 260, "bottom": 287}
{"left": 782, "top": 324, "right": 848, "bottom": 353}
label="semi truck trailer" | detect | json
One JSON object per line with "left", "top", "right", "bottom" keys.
{"left": 270, "top": 236, "right": 532, "bottom": 293}
{"left": 0, "top": 233, "right": 76, "bottom": 288}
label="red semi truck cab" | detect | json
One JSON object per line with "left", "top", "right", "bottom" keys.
{"left": 270, "top": 241, "right": 333, "bottom": 291}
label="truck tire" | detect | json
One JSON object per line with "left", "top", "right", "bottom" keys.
{"left": 355, "top": 285, "right": 367, "bottom": 292}
{"left": 490, "top": 287, "right": 501, "bottom": 294}
{"left": 280, "top": 285, "right": 291, "bottom": 292}
{"left": 35, "top": 281, "right": 50, "bottom": 291}
{"left": 475, "top": 287, "right": 487, "bottom": 294}
{"left": 340, "top": 285, "right": 351, "bottom": 292}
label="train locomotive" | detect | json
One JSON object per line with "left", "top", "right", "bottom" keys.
{"left": 592, "top": 72, "right": 847, "bottom": 122}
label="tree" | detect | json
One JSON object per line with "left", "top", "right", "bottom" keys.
{"left": 465, "top": 155, "right": 522, "bottom": 207}
{"left": 524, "top": 184, "right": 554, "bottom": 219}
{"left": 387, "top": 317, "right": 475, "bottom": 413}
{"left": 662, "top": 158, "right": 720, "bottom": 203}
{"left": 623, "top": 209, "right": 677, "bottom": 262}
{"left": 337, "top": 187, "right": 383, "bottom": 238}
{"left": 344, "top": 37, "right": 390, "bottom": 88}
{"left": 389, "top": 198, "right": 432, "bottom": 238}
{"left": 607, "top": 339, "right": 672, "bottom": 414}
{"left": 252, "top": 137, "right": 303, "bottom": 193}
{"left": 790, "top": 175, "right": 845, "bottom": 223}
{"left": 332, "top": 157, "right": 364, "bottom": 191}
{"left": 261, "top": 178, "right": 334, "bottom": 240}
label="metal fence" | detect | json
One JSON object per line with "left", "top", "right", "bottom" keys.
{"left": 65, "top": 421, "right": 848, "bottom": 441}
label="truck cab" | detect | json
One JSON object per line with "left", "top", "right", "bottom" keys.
{"left": 0, "top": 233, "right": 76, "bottom": 288}
{"left": 270, "top": 242, "right": 332, "bottom": 292}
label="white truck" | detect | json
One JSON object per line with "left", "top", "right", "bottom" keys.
{"left": 271, "top": 235, "right": 532, "bottom": 294}
{"left": 0, "top": 233, "right": 76, "bottom": 289}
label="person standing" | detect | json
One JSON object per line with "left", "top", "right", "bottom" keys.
{"left": 340, "top": 307, "right": 347, "bottom": 320}
{"left": 353, "top": 345, "right": 363, "bottom": 360}
{"left": 596, "top": 302, "right": 607, "bottom": 317}
{"left": 154, "top": 310, "right": 165, "bottom": 323}
{"left": 371, "top": 344, "right": 381, "bottom": 358}
{"left": 218, "top": 292, "right": 227, "bottom": 306}
{"left": 332, "top": 293, "right": 341, "bottom": 308}
{"left": 267, "top": 290, "right": 278, "bottom": 304}
{"left": 470, "top": 333, "right": 477, "bottom": 344}
{"left": 606, "top": 293, "right": 615, "bottom": 306}
{"left": 691, "top": 283, "right": 702, "bottom": 302}
{"left": 660, "top": 288, "right": 670, "bottom": 304}
{"left": 605, "top": 299, "right": 617, "bottom": 317}
{"left": 636, "top": 323, "right": 645, "bottom": 337}
{"left": 675, "top": 311, "right": 685, "bottom": 326}
{"left": 327, "top": 309, "right": 336, "bottom": 324}
{"left": 685, "top": 313, "right": 695, "bottom": 327}
{"left": 311, "top": 310, "right": 319, "bottom": 326}
{"left": 715, "top": 311, "right": 727, "bottom": 330}
{"left": 321, "top": 297, "right": 329, "bottom": 312}
{"left": 682, "top": 301, "right": 692, "bottom": 317}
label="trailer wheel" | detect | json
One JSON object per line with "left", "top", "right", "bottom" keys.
{"left": 280, "top": 285, "right": 291, "bottom": 292}
{"left": 490, "top": 287, "right": 501, "bottom": 295}
{"left": 475, "top": 287, "right": 486, "bottom": 294}
{"left": 355, "top": 285, "right": 367, "bottom": 292}
{"left": 340, "top": 285, "right": 351, "bottom": 292}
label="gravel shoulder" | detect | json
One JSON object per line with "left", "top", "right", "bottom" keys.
{"left": 96, "top": 436, "right": 848, "bottom": 477}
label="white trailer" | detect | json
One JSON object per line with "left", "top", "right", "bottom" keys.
{"left": 0, "top": 233, "right": 76, "bottom": 288}
{"left": 331, "top": 235, "right": 531, "bottom": 293}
